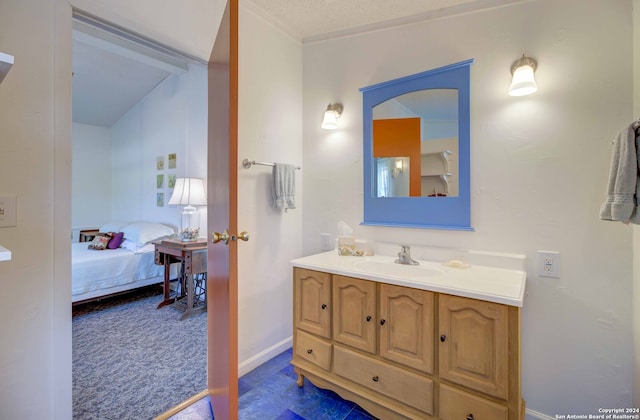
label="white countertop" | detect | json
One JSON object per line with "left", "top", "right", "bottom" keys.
{"left": 291, "top": 250, "right": 527, "bottom": 307}
{"left": 0, "top": 245, "right": 11, "bottom": 261}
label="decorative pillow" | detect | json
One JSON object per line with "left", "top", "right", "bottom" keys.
{"left": 99, "top": 221, "right": 130, "bottom": 233}
{"left": 107, "top": 232, "right": 124, "bottom": 249}
{"left": 88, "top": 233, "right": 112, "bottom": 250}
{"left": 121, "top": 222, "right": 174, "bottom": 246}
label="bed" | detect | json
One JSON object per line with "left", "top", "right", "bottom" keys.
{"left": 72, "top": 221, "right": 177, "bottom": 304}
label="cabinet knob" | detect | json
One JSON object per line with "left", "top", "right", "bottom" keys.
{"left": 366, "top": 315, "right": 372, "bottom": 322}
{"left": 321, "top": 304, "right": 327, "bottom": 309}
{"left": 440, "top": 334, "right": 447, "bottom": 342}
{"left": 307, "top": 349, "right": 313, "bottom": 354}
{"left": 372, "top": 376, "right": 379, "bottom": 382}
{"left": 380, "top": 319, "right": 386, "bottom": 325}
{"left": 466, "top": 414, "right": 474, "bottom": 420}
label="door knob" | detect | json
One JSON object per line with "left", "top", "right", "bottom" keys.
{"left": 212, "top": 229, "right": 230, "bottom": 245}
{"left": 232, "top": 231, "right": 250, "bottom": 242}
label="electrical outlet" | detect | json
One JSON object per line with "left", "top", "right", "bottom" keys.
{"left": 0, "top": 195, "right": 17, "bottom": 228}
{"left": 320, "top": 233, "right": 333, "bottom": 251}
{"left": 538, "top": 251, "right": 560, "bottom": 278}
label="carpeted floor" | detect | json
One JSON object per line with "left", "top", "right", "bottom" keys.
{"left": 72, "top": 286, "right": 207, "bottom": 420}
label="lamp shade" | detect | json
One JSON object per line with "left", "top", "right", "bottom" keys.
{"left": 321, "top": 103, "right": 343, "bottom": 129}
{"left": 168, "top": 178, "right": 207, "bottom": 206}
{"left": 508, "top": 55, "right": 538, "bottom": 97}
{"left": 321, "top": 110, "right": 339, "bottom": 129}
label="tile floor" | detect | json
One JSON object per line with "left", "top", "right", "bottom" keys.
{"left": 168, "top": 348, "right": 377, "bottom": 420}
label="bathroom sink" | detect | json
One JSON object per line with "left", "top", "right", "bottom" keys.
{"left": 352, "top": 258, "right": 444, "bottom": 279}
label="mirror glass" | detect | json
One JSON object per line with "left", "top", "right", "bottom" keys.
{"left": 373, "top": 89, "right": 458, "bottom": 197}
{"left": 360, "top": 59, "right": 474, "bottom": 230}
{"left": 375, "top": 157, "right": 411, "bottom": 197}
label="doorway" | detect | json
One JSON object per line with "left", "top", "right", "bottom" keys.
{"left": 70, "top": 10, "right": 210, "bottom": 418}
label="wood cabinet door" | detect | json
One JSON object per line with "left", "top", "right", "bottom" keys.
{"left": 333, "top": 276, "right": 376, "bottom": 353}
{"left": 294, "top": 268, "right": 332, "bottom": 338}
{"left": 379, "top": 284, "right": 434, "bottom": 374}
{"left": 439, "top": 294, "right": 508, "bottom": 399}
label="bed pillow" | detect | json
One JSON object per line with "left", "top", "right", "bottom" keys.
{"left": 122, "top": 222, "right": 174, "bottom": 246}
{"left": 88, "top": 233, "right": 112, "bottom": 250}
{"left": 99, "top": 221, "right": 130, "bottom": 233}
{"left": 107, "top": 232, "right": 124, "bottom": 249}
{"left": 121, "top": 239, "right": 155, "bottom": 254}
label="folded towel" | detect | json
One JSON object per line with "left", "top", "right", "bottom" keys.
{"left": 600, "top": 122, "right": 640, "bottom": 224}
{"left": 273, "top": 163, "right": 296, "bottom": 210}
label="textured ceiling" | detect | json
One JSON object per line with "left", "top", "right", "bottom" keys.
{"left": 243, "top": 0, "right": 524, "bottom": 42}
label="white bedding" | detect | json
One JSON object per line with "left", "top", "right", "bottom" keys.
{"left": 71, "top": 241, "right": 163, "bottom": 302}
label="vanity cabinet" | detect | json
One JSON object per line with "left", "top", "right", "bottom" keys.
{"left": 292, "top": 267, "right": 524, "bottom": 420}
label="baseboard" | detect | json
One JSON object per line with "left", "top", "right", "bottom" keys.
{"left": 238, "top": 336, "right": 293, "bottom": 377}
{"left": 526, "top": 408, "right": 555, "bottom": 420}
{"left": 154, "top": 389, "right": 209, "bottom": 420}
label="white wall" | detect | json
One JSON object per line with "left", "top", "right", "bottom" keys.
{"left": 302, "top": 0, "right": 633, "bottom": 416}
{"left": 0, "top": 0, "right": 72, "bottom": 418}
{"left": 110, "top": 66, "right": 208, "bottom": 231}
{"left": 237, "top": 5, "right": 303, "bottom": 373}
{"left": 71, "top": 66, "right": 207, "bottom": 237}
{"left": 72, "top": 123, "right": 112, "bottom": 240}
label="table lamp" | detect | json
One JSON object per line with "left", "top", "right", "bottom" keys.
{"left": 168, "top": 177, "right": 207, "bottom": 241}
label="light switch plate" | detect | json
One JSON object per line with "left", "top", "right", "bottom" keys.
{"left": 0, "top": 195, "right": 17, "bottom": 227}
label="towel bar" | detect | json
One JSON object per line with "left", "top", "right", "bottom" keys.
{"left": 242, "top": 158, "right": 301, "bottom": 170}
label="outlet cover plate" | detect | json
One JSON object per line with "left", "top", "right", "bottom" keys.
{"left": 538, "top": 250, "right": 560, "bottom": 278}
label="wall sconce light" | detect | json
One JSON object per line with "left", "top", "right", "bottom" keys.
{"left": 168, "top": 177, "right": 207, "bottom": 241}
{"left": 392, "top": 159, "right": 403, "bottom": 178}
{"left": 508, "top": 54, "right": 538, "bottom": 97}
{"left": 321, "top": 103, "right": 343, "bottom": 129}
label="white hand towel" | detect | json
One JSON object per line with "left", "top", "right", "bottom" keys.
{"left": 273, "top": 163, "right": 296, "bottom": 210}
{"left": 600, "top": 122, "right": 640, "bottom": 224}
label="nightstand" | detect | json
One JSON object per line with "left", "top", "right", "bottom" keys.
{"left": 154, "top": 238, "right": 207, "bottom": 320}
{"left": 79, "top": 229, "right": 100, "bottom": 243}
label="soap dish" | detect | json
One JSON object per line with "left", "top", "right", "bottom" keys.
{"left": 442, "top": 259, "right": 470, "bottom": 269}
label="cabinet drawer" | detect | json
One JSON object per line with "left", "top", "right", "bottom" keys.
{"left": 334, "top": 345, "right": 433, "bottom": 415}
{"left": 295, "top": 330, "right": 332, "bottom": 371}
{"left": 439, "top": 384, "right": 508, "bottom": 420}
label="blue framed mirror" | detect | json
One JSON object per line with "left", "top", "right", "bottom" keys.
{"left": 360, "top": 59, "right": 474, "bottom": 230}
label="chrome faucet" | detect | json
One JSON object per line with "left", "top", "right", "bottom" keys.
{"left": 395, "top": 245, "right": 419, "bottom": 265}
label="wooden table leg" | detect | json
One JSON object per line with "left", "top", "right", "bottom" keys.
{"left": 180, "top": 272, "right": 195, "bottom": 320}
{"left": 157, "top": 255, "right": 175, "bottom": 308}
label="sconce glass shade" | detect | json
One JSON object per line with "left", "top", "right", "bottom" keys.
{"left": 321, "top": 103, "right": 343, "bottom": 129}
{"left": 508, "top": 55, "right": 538, "bottom": 97}
{"left": 168, "top": 177, "right": 207, "bottom": 241}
